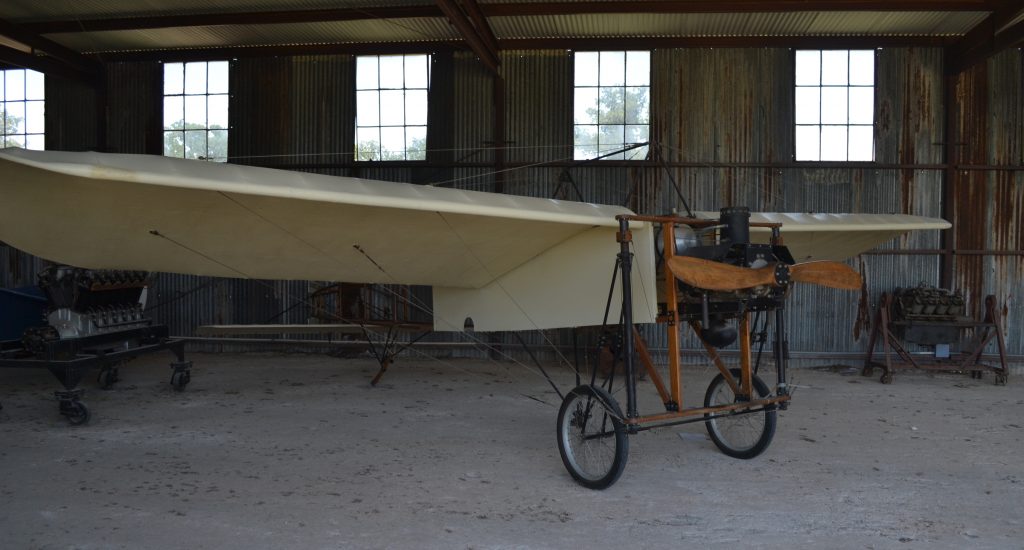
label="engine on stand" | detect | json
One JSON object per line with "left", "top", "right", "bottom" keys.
{"left": 0, "top": 265, "right": 192, "bottom": 425}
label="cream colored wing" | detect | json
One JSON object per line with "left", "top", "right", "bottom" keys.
{"left": 0, "top": 148, "right": 658, "bottom": 332}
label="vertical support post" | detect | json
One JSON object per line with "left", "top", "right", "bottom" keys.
{"left": 774, "top": 307, "right": 788, "bottom": 400}
{"left": 493, "top": 74, "right": 505, "bottom": 194}
{"left": 661, "top": 222, "right": 682, "bottom": 408}
{"left": 617, "top": 217, "right": 638, "bottom": 420}
{"left": 940, "top": 70, "right": 957, "bottom": 289}
{"left": 739, "top": 313, "right": 752, "bottom": 399}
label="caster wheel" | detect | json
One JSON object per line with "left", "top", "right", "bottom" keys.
{"left": 880, "top": 372, "right": 893, "bottom": 384}
{"left": 996, "top": 373, "right": 1008, "bottom": 386}
{"left": 62, "top": 401, "right": 91, "bottom": 426}
{"left": 98, "top": 368, "right": 120, "bottom": 389}
{"left": 171, "top": 371, "right": 191, "bottom": 391}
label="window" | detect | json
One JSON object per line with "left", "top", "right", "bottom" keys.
{"left": 2, "top": 69, "right": 45, "bottom": 150}
{"left": 355, "top": 54, "right": 430, "bottom": 161}
{"left": 573, "top": 51, "right": 650, "bottom": 160}
{"left": 163, "top": 61, "right": 229, "bottom": 161}
{"left": 795, "top": 50, "right": 875, "bottom": 162}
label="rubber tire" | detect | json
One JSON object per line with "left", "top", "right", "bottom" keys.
{"left": 557, "top": 384, "right": 629, "bottom": 490}
{"left": 64, "top": 401, "right": 91, "bottom": 426}
{"left": 703, "top": 369, "right": 776, "bottom": 459}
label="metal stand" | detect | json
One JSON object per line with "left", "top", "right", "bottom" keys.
{"left": 863, "top": 293, "right": 1009, "bottom": 384}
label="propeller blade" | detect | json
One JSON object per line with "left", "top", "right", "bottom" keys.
{"left": 666, "top": 256, "right": 785, "bottom": 291}
{"left": 789, "top": 261, "right": 863, "bottom": 290}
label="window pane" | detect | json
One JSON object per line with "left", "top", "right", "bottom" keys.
{"left": 207, "top": 61, "right": 230, "bottom": 94}
{"left": 164, "top": 96, "right": 184, "bottom": 129}
{"left": 625, "top": 51, "right": 650, "bottom": 86}
{"left": 406, "top": 125, "right": 426, "bottom": 160}
{"left": 25, "top": 70, "right": 44, "bottom": 100}
{"left": 164, "top": 131, "right": 183, "bottom": 157}
{"left": 624, "top": 87, "right": 649, "bottom": 124}
{"left": 599, "top": 52, "right": 625, "bottom": 86}
{"left": 849, "top": 51, "right": 875, "bottom": 86}
{"left": 625, "top": 124, "right": 648, "bottom": 145}
{"left": 184, "top": 129, "right": 207, "bottom": 159}
{"left": 624, "top": 143, "right": 649, "bottom": 160}
{"left": 794, "top": 87, "right": 820, "bottom": 124}
{"left": 380, "top": 127, "right": 405, "bottom": 159}
{"left": 574, "top": 52, "right": 599, "bottom": 86}
{"left": 795, "top": 125, "right": 820, "bottom": 161}
{"left": 405, "top": 89, "right": 428, "bottom": 126}
{"left": 356, "top": 127, "right": 380, "bottom": 161}
{"left": 0, "top": 73, "right": 4, "bottom": 101}
{"left": 848, "top": 125, "right": 874, "bottom": 161}
{"left": 184, "top": 62, "right": 207, "bottom": 95}
{"left": 821, "top": 51, "right": 848, "bottom": 85}
{"left": 848, "top": 87, "right": 874, "bottom": 125}
{"left": 5, "top": 134, "right": 24, "bottom": 148}
{"left": 208, "top": 94, "right": 229, "bottom": 128}
{"left": 5, "top": 101, "right": 24, "bottom": 133}
{"left": 574, "top": 146, "right": 598, "bottom": 160}
{"left": 164, "top": 63, "right": 184, "bottom": 95}
{"left": 599, "top": 124, "right": 624, "bottom": 148}
{"left": 379, "top": 90, "right": 405, "bottom": 126}
{"left": 598, "top": 87, "right": 625, "bottom": 124}
{"left": 820, "top": 87, "right": 848, "bottom": 124}
{"left": 820, "top": 126, "right": 848, "bottom": 161}
{"left": 404, "top": 55, "right": 429, "bottom": 89}
{"left": 6, "top": 70, "right": 24, "bottom": 101}
{"left": 25, "top": 134, "right": 44, "bottom": 150}
{"left": 184, "top": 95, "right": 207, "bottom": 126}
{"left": 795, "top": 51, "right": 820, "bottom": 86}
{"left": 379, "top": 56, "right": 404, "bottom": 89}
{"left": 25, "top": 100, "right": 44, "bottom": 134}
{"left": 574, "top": 125, "right": 598, "bottom": 146}
{"left": 207, "top": 129, "right": 228, "bottom": 161}
{"left": 356, "top": 56, "right": 378, "bottom": 90}
{"left": 356, "top": 90, "right": 380, "bottom": 127}
{"left": 574, "top": 87, "right": 598, "bottom": 124}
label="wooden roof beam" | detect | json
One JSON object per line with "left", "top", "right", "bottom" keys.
{"left": 436, "top": 0, "right": 499, "bottom": 73}
{"left": 0, "top": 17, "right": 99, "bottom": 83}
{"left": 948, "top": 0, "right": 1024, "bottom": 73}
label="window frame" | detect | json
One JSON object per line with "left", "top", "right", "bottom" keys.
{"left": 161, "top": 60, "right": 231, "bottom": 162}
{"left": 1, "top": 68, "right": 45, "bottom": 150}
{"left": 793, "top": 48, "right": 878, "bottom": 163}
{"left": 571, "top": 50, "right": 652, "bottom": 162}
{"left": 354, "top": 53, "right": 431, "bottom": 162}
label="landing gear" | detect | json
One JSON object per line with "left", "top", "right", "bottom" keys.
{"left": 97, "top": 365, "right": 121, "bottom": 389}
{"left": 704, "top": 369, "right": 777, "bottom": 459}
{"left": 56, "top": 390, "right": 91, "bottom": 426}
{"left": 556, "top": 385, "right": 629, "bottom": 490}
{"left": 170, "top": 361, "right": 192, "bottom": 391}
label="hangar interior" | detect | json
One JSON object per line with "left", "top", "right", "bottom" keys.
{"left": 1, "top": 1, "right": 1021, "bottom": 367}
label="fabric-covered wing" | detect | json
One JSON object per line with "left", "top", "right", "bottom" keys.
{"left": 0, "top": 149, "right": 658, "bottom": 332}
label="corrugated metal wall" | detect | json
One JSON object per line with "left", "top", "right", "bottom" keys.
{"left": 2, "top": 46, "right": 1020, "bottom": 365}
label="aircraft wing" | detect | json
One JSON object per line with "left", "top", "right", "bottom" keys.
{"left": 695, "top": 211, "right": 951, "bottom": 261}
{"left": 0, "top": 148, "right": 658, "bottom": 332}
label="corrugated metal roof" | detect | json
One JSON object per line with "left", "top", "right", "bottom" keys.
{"left": 58, "top": 19, "right": 458, "bottom": 53}
{"left": 490, "top": 12, "right": 988, "bottom": 40}
{"left": 0, "top": 0, "right": 434, "bottom": 22}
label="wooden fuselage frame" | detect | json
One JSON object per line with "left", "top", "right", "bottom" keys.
{"left": 616, "top": 214, "right": 792, "bottom": 430}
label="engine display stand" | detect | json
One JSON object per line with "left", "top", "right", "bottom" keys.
{"left": 863, "top": 293, "right": 1009, "bottom": 385}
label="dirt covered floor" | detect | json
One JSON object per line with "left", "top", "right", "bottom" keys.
{"left": 1, "top": 352, "right": 1022, "bottom": 549}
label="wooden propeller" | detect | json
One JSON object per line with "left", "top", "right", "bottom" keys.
{"left": 666, "top": 256, "right": 862, "bottom": 291}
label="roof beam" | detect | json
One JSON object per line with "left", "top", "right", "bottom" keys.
{"left": 89, "top": 34, "right": 954, "bottom": 62}
{"left": 0, "top": 44, "right": 97, "bottom": 84}
{"left": 948, "top": 0, "right": 1024, "bottom": 72}
{"left": 436, "top": 0, "right": 499, "bottom": 73}
{"left": 20, "top": 1, "right": 997, "bottom": 35}
{"left": 0, "top": 17, "right": 99, "bottom": 77}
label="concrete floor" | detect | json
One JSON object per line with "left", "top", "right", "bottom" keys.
{"left": 1, "top": 352, "right": 1022, "bottom": 549}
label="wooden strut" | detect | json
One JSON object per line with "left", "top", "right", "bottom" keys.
{"left": 620, "top": 213, "right": 785, "bottom": 429}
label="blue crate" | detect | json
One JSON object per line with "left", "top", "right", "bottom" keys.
{"left": 0, "top": 286, "right": 47, "bottom": 341}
